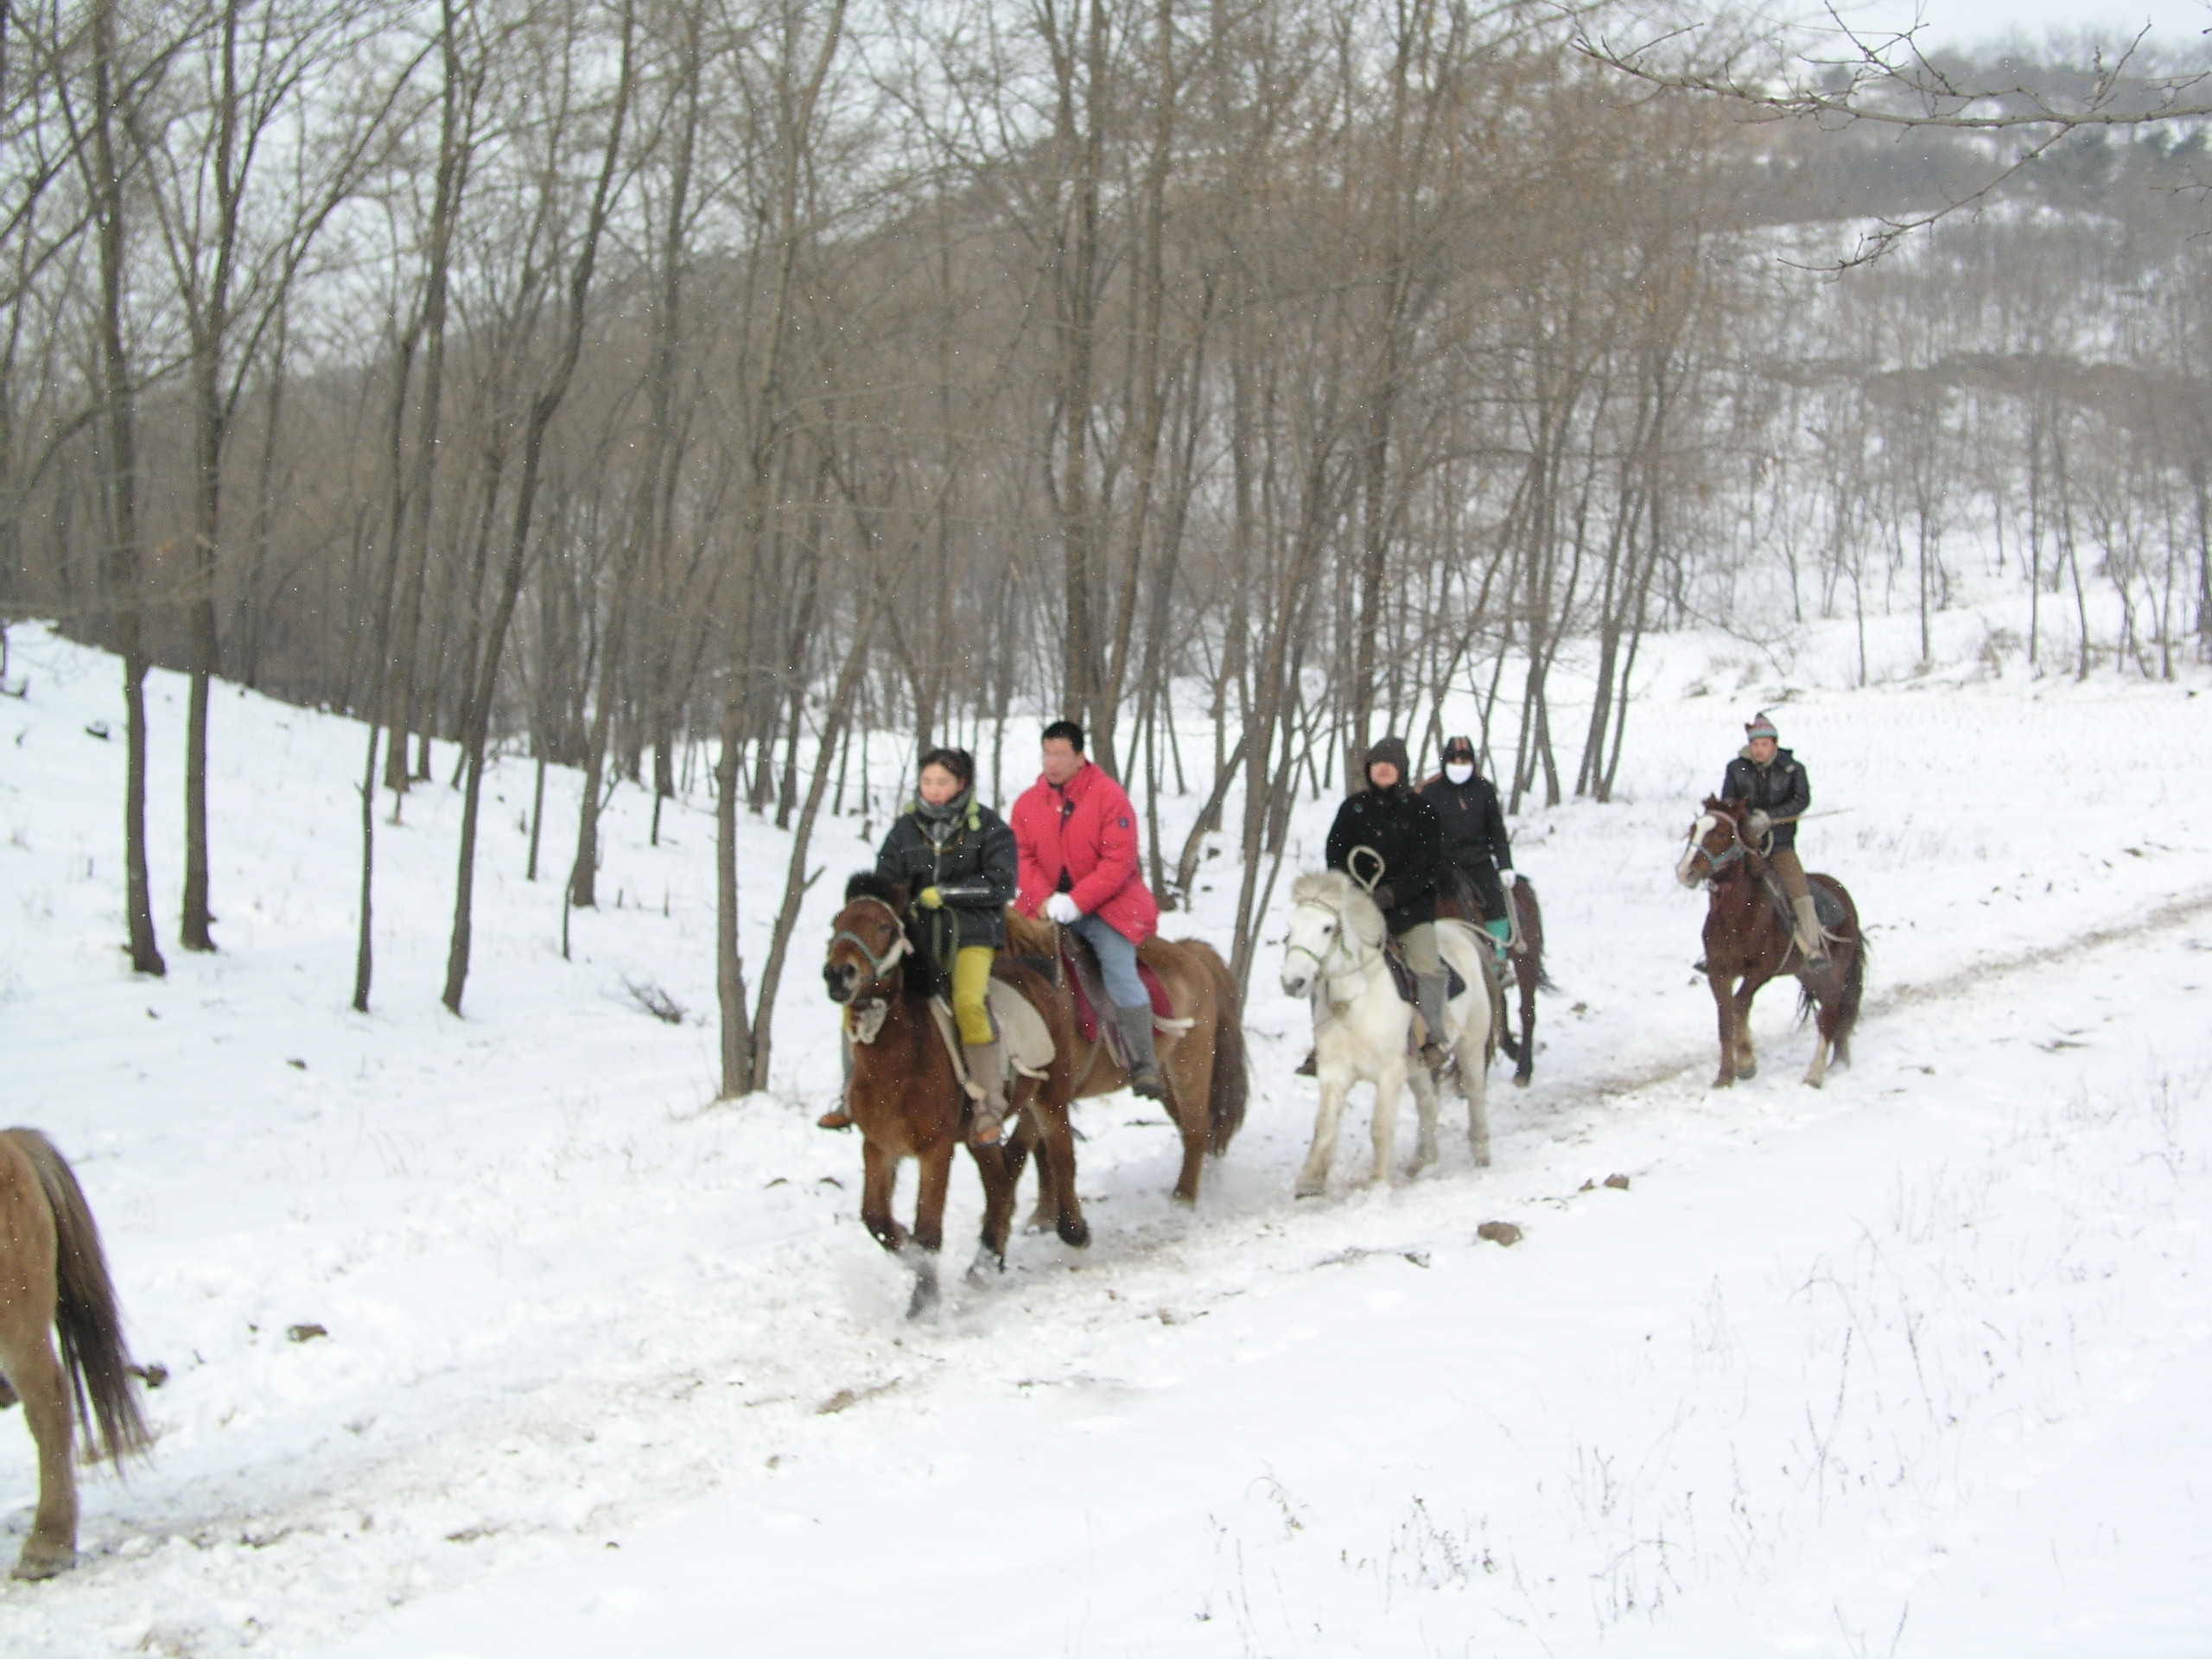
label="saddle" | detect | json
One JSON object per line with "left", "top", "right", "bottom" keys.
{"left": 1382, "top": 938, "right": 1468, "bottom": 1005}
{"left": 924, "top": 974, "right": 1057, "bottom": 1098}
{"left": 1056, "top": 932, "right": 1186, "bottom": 1070}
{"left": 1756, "top": 866, "right": 1847, "bottom": 935}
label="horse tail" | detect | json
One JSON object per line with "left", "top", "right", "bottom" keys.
{"left": 1830, "top": 932, "right": 1867, "bottom": 1068}
{"left": 1188, "top": 942, "right": 1249, "bottom": 1155}
{"left": 4, "top": 1128, "right": 149, "bottom": 1465}
{"left": 1514, "top": 880, "right": 1556, "bottom": 992}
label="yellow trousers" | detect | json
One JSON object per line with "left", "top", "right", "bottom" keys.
{"left": 950, "top": 944, "right": 996, "bottom": 1046}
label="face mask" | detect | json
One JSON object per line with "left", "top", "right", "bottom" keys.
{"left": 1446, "top": 762, "right": 1474, "bottom": 785}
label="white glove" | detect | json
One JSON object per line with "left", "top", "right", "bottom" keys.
{"left": 1044, "top": 893, "right": 1082, "bottom": 925}
{"left": 1745, "top": 810, "right": 1772, "bottom": 839}
{"left": 1498, "top": 869, "right": 1517, "bottom": 888}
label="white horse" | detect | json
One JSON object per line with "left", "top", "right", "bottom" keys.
{"left": 1280, "top": 870, "right": 1494, "bottom": 1198}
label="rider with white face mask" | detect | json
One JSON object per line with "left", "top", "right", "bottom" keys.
{"left": 1420, "top": 735, "right": 1516, "bottom": 967}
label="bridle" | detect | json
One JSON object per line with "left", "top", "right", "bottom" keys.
{"left": 830, "top": 896, "right": 910, "bottom": 989}
{"left": 1286, "top": 897, "right": 1376, "bottom": 1014}
{"left": 1681, "top": 813, "right": 1750, "bottom": 883}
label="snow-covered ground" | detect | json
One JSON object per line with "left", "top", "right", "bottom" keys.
{"left": 2, "top": 588, "right": 2209, "bottom": 1657}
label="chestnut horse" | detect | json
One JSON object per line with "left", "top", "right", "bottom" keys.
{"left": 823, "top": 874, "right": 1089, "bottom": 1316}
{"left": 1002, "top": 909, "right": 1249, "bottom": 1210}
{"left": 1675, "top": 798, "right": 1867, "bottom": 1089}
{"left": 1, "top": 1128, "right": 149, "bottom": 1579}
{"left": 1434, "top": 872, "right": 1552, "bottom": 1087}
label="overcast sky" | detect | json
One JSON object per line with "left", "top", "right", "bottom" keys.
{"left": 1814, "top": 0, "right": 2209, "bottom": 53}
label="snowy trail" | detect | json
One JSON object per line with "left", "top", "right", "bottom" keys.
{"left": 4, "top": 617, "right": 2210, "bottom": 1655}
{"left": 9, "top": 868, "right": 2209, "bottom": 1656}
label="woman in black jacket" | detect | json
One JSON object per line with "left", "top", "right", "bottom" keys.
{"left": 819, "top": 747, "right": 1020, "bottom": 1141}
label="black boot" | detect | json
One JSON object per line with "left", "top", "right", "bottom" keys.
{"left": 1114, "top": 1003, "right": 1166, "bottom": 1099}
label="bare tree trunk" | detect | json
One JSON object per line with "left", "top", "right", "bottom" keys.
{"left": 444, "top": 0, "right": 635, "bottom": 1014}
{"left": 86, "top": 0, "right": 162, "bottom": 976}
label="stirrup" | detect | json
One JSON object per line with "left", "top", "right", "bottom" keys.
{"left": 816, "top": 1107, "right": 853, "bottom": 1131}
{"left": 1127, "top": 1062, "right": 1166, "bottom": 1101}
{"left": 969, "top": 1109, "right": 1004, "bottom": 1147}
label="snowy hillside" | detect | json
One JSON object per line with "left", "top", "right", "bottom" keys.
{"left": 2, "top": 604, "right": 2209, "bottom": 1657}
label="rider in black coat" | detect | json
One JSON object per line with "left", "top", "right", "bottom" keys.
{"left": 1323, "top": 734, "right": 1451, "bottom": 1070}
{"left": 1324, "top": 735, "right": 1442, "bottom": 932}
{"left": 1719, "top": 711, "right": 1824, "bottom": 968}
{"left": 1420, "top": 735, "right": 1515, "bottom": 950}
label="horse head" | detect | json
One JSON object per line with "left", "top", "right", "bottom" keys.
{"left": 1281, "top": 869, "right": 1385, "bottom": 998}
{"left": 1675, "top": 796, "right": 1748, "bottom": 889}
{"left": 825, "top": 871, "right": 912, "bottom": 1007}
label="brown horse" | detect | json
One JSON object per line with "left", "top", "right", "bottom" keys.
{"left": 823, "top": 874, "right": 1089, "bottom": 1316}
{"left": 1003, "top": 908, "right": 1249, "bottom": 1209}
{"left": 1434, "top": 871, "right": 1552, "bottom": 1087}
{"left": 0, "top": 1128, "right": 149, "bottom": 1579}
{"left": 1675, "top": 798, "right": 1867, "bottom": 1089}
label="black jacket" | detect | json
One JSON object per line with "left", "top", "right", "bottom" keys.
{"left": 1421, "top": 772, "right": 1513, "bottom": 879}
{"left": 874, "top": 791, "right": 1018, "bottom": 965}
{"left": 1325, "top": 785, "right": 1442, "bottom": 931}
{"left": 1720, "top": 747, "right": 1810, "bottom": 851}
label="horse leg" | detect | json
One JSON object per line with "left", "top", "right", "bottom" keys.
{"left": 1732, "top": 981, "right": 1761, "bottom": 1079}
{"left": 1513, "top": 963, "right": 1536, "bottom": 1087}
{"left": 860, "top": 1139, "right": 906, "bottom": 1253}
{"left": 906, "top": 1142, "right": 953, "bottom": 1319}
{"left": 1033, "top": 1101, "right": 1090, "bottom": 1248}
{"left": 1407, "top": 1062, "right": 1440, "bottom": 1177}
{"left": 0, "top": 1164, "right": 74, "bottom": 1580}
{"left": 3, "top": 1332, "right": 76, "bottom": 1580}
{"left": 1297, "top": 1065, "right": 1350, "bottom": 1198}
{"left": 1369, "top": 1058, "right": 1408, "bottom": 1187}
{"left": 1165, "top": 1061, "right": 1207, "bottom": 1207}
{"left": 1707, "top": 971, "right": 1738, "bottom": 1088}
{"left": 967, "top": 1101, "right": 1023, "bottom": 1286}
{"left": 1458, "top": 1030, "right": 1492, "bottom": 1168}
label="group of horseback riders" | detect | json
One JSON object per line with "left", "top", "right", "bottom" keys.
{"left": 820, "top": 707, "right": 1821, "bottom": 1141}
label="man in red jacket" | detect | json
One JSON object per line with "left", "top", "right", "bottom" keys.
{"left": 1010, "top": 720, "right": 1165, "bottom": 1098}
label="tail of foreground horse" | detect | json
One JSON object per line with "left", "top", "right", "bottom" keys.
{"left": 1796, "top": 933, "right": 1869, "bottom": 1070}
{"left": 4, "top": 1128, "right": 149, "bottom": 1465}
{"left": 1187, "top": 941, "right": 1249, "bottom": 1154}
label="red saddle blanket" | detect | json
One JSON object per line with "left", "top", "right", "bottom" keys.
{"left": 1058, "top": 940, "right": 1174, "bottom": 1046}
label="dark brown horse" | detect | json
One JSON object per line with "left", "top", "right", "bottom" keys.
{"left": 1434, "top": 871, "right": 1551, "bottom": 1086}
{"left": 823, "top": 874, "right": 1089, "bottom": 1316}
{"left": 1675, "top": 797, "right": 1867, "bottom": 1089}
{"left": 1, "top": 1128, "right": 149, "bottom": 1579}
{"left": 1004, "top": 909, "right": 1249, "bottom": 1208}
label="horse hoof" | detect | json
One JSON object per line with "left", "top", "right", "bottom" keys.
{"left": 1512, "top": 1072, "right": 1530, "bottom": 1089}
{"left": 964, "top": 1254, "right": 1003, "bottom": 1288}
{"left": 1057, "top": 1217, "right": 1090, "bottom": 1249}
{"left": 1294, "top": 1178, "right": 1325, "bottom": 1200}
{"left": 10, "top": 1546, "right": 73, "bottom": 1581}
{"left": 1171, "top": 1188, "right": 1198, "bottom": 1208}
{"left": 1471, "top": 1147, "right": 1491, "bottom": 1168}
{"left": 1738, "top": 1062, "right": 1758, "bottom": 1080}
{"left": 1712, "top": 1073, "right": 1733, "bottom": 1090}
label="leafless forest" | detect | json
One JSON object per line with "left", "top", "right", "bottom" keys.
{"left": 3, "top": 0, "right": 2210, "bottom": 1088}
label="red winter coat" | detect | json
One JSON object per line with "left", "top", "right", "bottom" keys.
{"left": 1010, "top": 761, "right": 1160, "bottom": 945}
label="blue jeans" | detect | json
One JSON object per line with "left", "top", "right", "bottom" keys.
{"left": 1071, "top": 913, "right": 1146, "bottom": 1007}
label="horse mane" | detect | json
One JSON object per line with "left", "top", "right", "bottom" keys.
{"left": 1700, "top": 794, "right": 1732, "bottom": 817}
{"left": 844, "top": 869, "right": 902, "bottom": 906}
{"left": 1291, "top": 868, "right": 1386, "bottom": 950}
